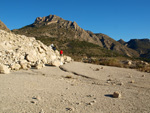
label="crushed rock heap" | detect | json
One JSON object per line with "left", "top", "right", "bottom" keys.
{"left": 0, "top": 30, "right": 72, "bottom": 74}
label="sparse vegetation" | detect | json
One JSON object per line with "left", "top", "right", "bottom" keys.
{"left": 138, "top": 65, "right": 150, "bottom": 73}
{"left": 83, "top": 57, "right": 150, "bottom": 73}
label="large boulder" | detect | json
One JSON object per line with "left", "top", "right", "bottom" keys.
{"left": 51, "top": 60, "right": 63, "bottom": 67}
{"left": 63, "top": 56, "right": 72, "bottom": 63}
{"left": 10, "top": 63, "right": 21, "bottom": 70}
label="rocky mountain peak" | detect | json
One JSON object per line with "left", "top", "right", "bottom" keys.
{"left": 33, "top": 15, "right": 81, "bottom": 31}
{"left": 31, "top": 14, "right": 82, "bottom": 32}
{"left": 34, "top": 15, "right": 62, "bottom": 24}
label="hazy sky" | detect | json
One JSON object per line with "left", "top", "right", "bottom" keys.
{"left": 0, "top": 0, "right": 150, "bottom": 41}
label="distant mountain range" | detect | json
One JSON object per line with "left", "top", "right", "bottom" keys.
{"left": 1, "top": 15, "right": 150, "bottom": 60}
{"left": 119, "top": 39, "right": 150, "bottom": 59}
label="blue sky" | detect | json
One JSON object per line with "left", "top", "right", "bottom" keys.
{"left": 0, "top": 0, "right": 150, "bottom": 41}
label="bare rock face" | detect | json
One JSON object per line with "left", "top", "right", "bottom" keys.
{"left": 34, "top": 15, "right": 61, "bottom": 24}
{"left": 0, "top": 30, "right": 72, "bottom": 74}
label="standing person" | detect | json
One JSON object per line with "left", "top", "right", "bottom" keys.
{"left": 60, "top": 50, "right": 63, "bottom": 56}
{"left": 50, "top": 44, "right": 54, "bottom": 48}
{"left": 50, "top": 44, "right": 56, "bottom": 51}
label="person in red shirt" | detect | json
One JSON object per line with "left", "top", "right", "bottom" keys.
{"left": 60, "top": 50, "right": 63, "bottom": 56}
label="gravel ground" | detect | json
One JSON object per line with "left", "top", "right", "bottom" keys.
{"left": 0, "top": 61, "right": 150, "bottom": 113}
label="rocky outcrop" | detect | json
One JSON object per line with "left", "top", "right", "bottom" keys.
{"left": 0, "top": 30, "right": 72, "bottom": 74}
{"left": 33, "top": 15, "right": 81, "bottom": 31}
{"left": 0, "top": 20, "right": 10, "bottom": 32}
{"left": 34, "top": 15, "right": 61, "bottom": 24}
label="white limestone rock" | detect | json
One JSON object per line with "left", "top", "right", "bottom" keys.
{"left": 51, "top": 60, "right": 62, "bottom": 67}
{"left": 64, "top": 56, "right": 72, "bottom": 63}
{"left": 0, "top": 64, "right": 10, "bottom": 74}
{"left": 10, "top": 63, "right": 21, "bottom": 70}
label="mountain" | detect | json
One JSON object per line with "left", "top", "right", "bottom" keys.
{"left": 12, "top": 15, "right": 139, "bottom": 59}
{"left": 118, "top": 39, "right": 126, "bottom": 45}
{"left": 0, "top": 20, "right": 10, "bottom": 32}
{"left": 12, "top": 15, "right": 103, "bottom": 46}
{"left": 125, "top": 39, "right": 150, "bottom": 59}
{"left": 95, "top": 33, "right": 139, "bottom": 57}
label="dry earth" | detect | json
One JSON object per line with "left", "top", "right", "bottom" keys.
{"left": 0, "top": 62, "right": 150, "bottom": 113}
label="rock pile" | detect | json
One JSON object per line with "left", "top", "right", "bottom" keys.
{"left": 0, "top": 30, "right": 72, "bottom": 74}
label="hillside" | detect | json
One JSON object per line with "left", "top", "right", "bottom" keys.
{"left": 12, "top": 15, "right": 139, "bottom": 60}
{"left": 0, "top": 20, "right": 10, "bottom": 32}
{"left": 95, "top": 33, "right": 139, "bottom": 57}
{"left": 126, "top": 39, "right": 150, "bottom": 58}
{"left": 117, "top": 39, "right": 150, "bottom": 60}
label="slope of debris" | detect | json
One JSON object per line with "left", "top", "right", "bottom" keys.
{"left": 0, "top": 30, "right": 72, "bottom": 74}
